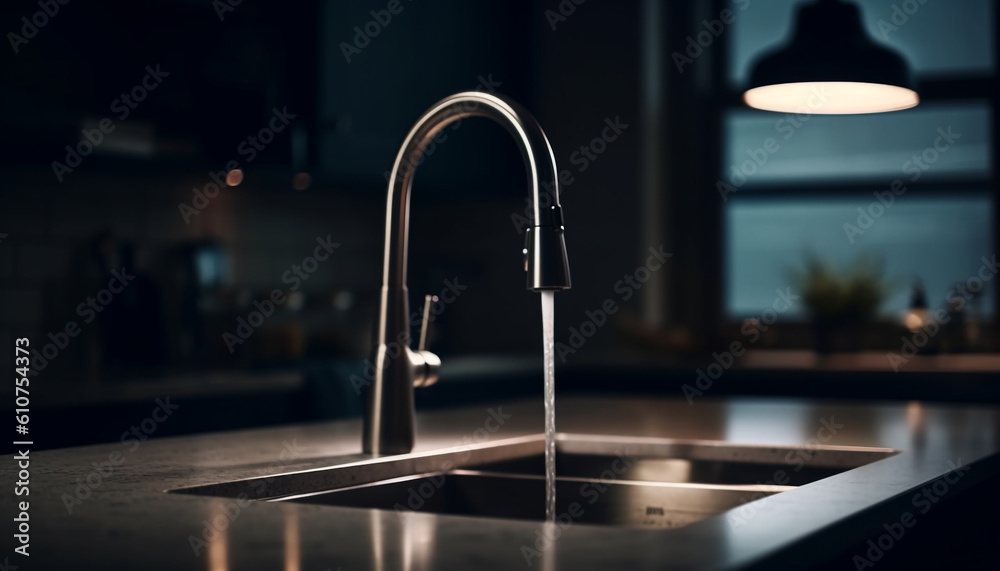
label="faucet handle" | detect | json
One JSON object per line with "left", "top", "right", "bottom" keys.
{"left": 413, "top": 294, "right": 441, "bottom": 388}
{"left": 418, "top": 294, "right": 436, "bottom": 352}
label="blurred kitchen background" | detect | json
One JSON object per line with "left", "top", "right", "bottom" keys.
{"left": 1, "top": 0, "right": 997, "bottom": 450}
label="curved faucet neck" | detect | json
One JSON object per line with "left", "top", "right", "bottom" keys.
{"left": 381, "top": 91, "right": 568, "bottom": 289}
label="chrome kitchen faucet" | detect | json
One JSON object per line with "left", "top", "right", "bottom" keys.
{"left": 364, "top": 91, "right": 571, "bottom": 454}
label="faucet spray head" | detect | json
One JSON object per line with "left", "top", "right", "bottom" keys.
{"left": 526, "top": 204, "right": 571, "bottom": 291}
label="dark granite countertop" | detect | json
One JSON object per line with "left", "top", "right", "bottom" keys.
{"left": 3, "top": 395, "right": 999, "bottom": 569}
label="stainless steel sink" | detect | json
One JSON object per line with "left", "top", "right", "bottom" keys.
{"left": 170, "top": 433, "right": 897, "bottom": 529}
{"left": 466, "top": 434, "right": 897, "bottom": 487}
{"left": 272, "top": 470, "right": 792, "bottom": 529}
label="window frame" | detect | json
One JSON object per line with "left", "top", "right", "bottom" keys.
{"left": 704, "top": 0, "right": 999, "bottom": 344}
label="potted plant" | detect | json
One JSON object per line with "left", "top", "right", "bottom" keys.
{"left": 790, "top": 253, "right": 891, "bottom": 353}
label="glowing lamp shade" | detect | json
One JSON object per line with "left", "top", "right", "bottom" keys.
{"left": 745, "top": 82, "right": 919, "bottom": 114}
{"left": 744, "top": 0, "right": 919, "bottom": 115}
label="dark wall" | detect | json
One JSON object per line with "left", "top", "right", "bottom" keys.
{"left": 0, "top": 0, "right": 646, "bottom": 384}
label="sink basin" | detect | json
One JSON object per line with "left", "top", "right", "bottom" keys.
{"left": 271, "top": 470, "right": 791, "bottom": 529}
{"left": 170, "top": 433, "right": 896, "bottom": 529}
{"left": 466, "top": 434, "right": 897, "bottom": 487}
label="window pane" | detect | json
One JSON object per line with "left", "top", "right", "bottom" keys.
{"left": 729, "top": 0, "right": 994, "bottom": 86}
{"left": 725, "top": 193, "right": 995, "bottom": 319}
{"left": 723, "top": 103, "right": 990, "bottom": 185}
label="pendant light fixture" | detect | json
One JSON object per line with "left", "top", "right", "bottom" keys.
{"left": 744, "top": 0, "right": 919, "bottom": 114}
